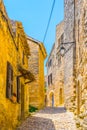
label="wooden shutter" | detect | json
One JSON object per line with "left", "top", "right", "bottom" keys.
{"left": 11, "top": 65, "right": 13, "bottom": 96}
{"left": 17, "top": 77, "right": 20, "bottom": 103}
{"left": 51, "top": 74, "right": 52, "bottom": 84}
{"left": 6, "top": 62, "right": 13, "bottom": 99}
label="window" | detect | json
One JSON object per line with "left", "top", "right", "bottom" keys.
{"left": 17, "top": 77, "right": 20, "bottom": 103}
{"left": 6, "top": 62, "right": 13, "bottom": 99}
{"left": 50, "top": 73, "right": 52, "bottom": 84}
{"left": 48, "top": 73, "right": 52, "bottom": 85}
{"left": 48, "top": 59, "right": 52, "bottom": 67}
{"left": 17, "top": 34, "right": 19, "bottom": 50}
{"left": 48, "top": 75, "right": 50, "bottom": 85}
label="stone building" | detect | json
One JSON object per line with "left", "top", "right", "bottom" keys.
{"left": 46, "top": 43, "right": 56, "bottom": 107}
{"left": 64, "top": 0, "right": 87, "bottom": 129}
{"left": 46, "top": 21, "right": 64, "bottom": 107}
{"left": 54, "top": 21, "right": 64, "bottom": 106}
{"left": 0, "top": 1, "right": 34, "bottom": 129}
{"left": 27, "top": 36, "right": 47, "bottom": 109}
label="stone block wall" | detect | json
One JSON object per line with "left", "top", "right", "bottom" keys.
{"left": 27, "top": 37, "right": 47, "bottom": 109}
{"left": 75, "top": 0, "right": 87, "bottom": 129}
{"left": 54, "top": 21, "right": 64, "bottom": 106}
{"left": 64, "top": 0, "right": 76, "bottom": 110}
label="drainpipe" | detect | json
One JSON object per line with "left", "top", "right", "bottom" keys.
{"left": 73, "top": 0, "right": 77, "bottom": 114}
{"left": 73, "top": 0, "right": 80, "bottom": 115}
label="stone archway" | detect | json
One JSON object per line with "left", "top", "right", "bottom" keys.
{"left": 45, "top": 94, "right": 47, "bottom": 107}
{"left": 59, "top": 88, "right": 63, "bottom": 105}
{"left": 49, "top": 91, "right": 54, "bottom": 107}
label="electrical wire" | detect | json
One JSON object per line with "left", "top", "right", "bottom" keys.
{"left": 43, "top": 0, "right": 55, "bottom": 43}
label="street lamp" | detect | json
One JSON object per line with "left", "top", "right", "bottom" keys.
{"left": 60, "top": 46, "right": 66, "bottom": 56}
{"left": 60, "top": 42, "right": 75, "bottom": 56}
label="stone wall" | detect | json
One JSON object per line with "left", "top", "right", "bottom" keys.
{"left": 27, "top": 37, "right": 47, "bottom": 109}
{"left": 64, "top": 0, "right": 76, "bottom": 110}
{"left": 75, "top": 0, "right": 87, "bottom": 129}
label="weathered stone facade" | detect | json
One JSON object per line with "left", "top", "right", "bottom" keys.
{"left": 64, "top": 0, "right": 76, "bottom": 111}
{"left": 54, "top": 21, "right": 64, "bottom": 107}
{"left": 75, "top": 0, "right": 87, "bottom": 129}
{"left": 46, "top": 21, "right": 64, "bottom": 107}
{"left": 27, "top": 36, "right": 47, "bottom": 109}
{"left": 64, "top": 0, "right": 87, "bottom": 129}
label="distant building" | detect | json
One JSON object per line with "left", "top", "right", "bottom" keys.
{"left": 27, "top": 36, "right": 47, "bottom": 109}
{"left": 46, "top": 43, "right": 55, "bottom": 107}
{"left": 46, "top": 21, "right": 64, "bottom": 107}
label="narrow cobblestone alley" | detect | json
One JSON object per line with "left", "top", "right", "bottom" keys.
{"left": 17, "top": 107, "right": 77, "bottom": 130}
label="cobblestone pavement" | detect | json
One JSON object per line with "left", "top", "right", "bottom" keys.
{"left": 17, "top": 107, "right": 77, "bottom": 130}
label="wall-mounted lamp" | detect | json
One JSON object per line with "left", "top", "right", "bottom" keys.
{"left": 60, "top": 42, "right": 75, "bottom": 56}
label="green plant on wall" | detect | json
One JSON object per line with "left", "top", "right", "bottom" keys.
{"left": 29, "top": 105, "right": 38, "bottom": 113}
{"left": 44, "top": 86, "right": 47, "bottom": 92}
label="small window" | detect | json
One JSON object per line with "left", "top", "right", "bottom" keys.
{"left": 6, "top": 62, "right": 13, "bottom": 99}
{"left": 50, "top": 73, "right": 52, "bottom": 84}
{"left": 48, "top": 75, "right": 50, "bottom": 85}
{"left": 17, "top": 34, "right": 19, "bottom": 50}
{"left": 48, "top": 59, "right": 52, "bottom": 67}
{"left": 48, "top": 73, "right": 52, "bottom": 85}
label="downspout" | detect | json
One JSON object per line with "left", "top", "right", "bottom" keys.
{"left": 73, "top": 0, "right": 77, "bottom": 113}
{"left": 73, "top": 0, "right": 79, "bottom": 115}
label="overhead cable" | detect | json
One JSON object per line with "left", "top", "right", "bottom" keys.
{"left": 43, "top": 0, "right": 55, "bottom": 43}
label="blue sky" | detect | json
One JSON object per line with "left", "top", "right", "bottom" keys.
{"left": 4, "top": 0, "right": 64, "bottom": 74}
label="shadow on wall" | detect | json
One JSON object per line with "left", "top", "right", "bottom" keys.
{"left": 17, "top": 116, "right": 56, "bottom": 130}
{"left": 38, "top": 107, "right": 66, "bottom": 114}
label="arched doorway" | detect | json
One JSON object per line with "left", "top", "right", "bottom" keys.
{"left": 59, "top": 88, "right": 63, "bottom": 105}
{"left": 49, "top": 92, "right": 54, "bottom": 107}
{"left": 45, "top": 94, "right": 47, "bottom": 107}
